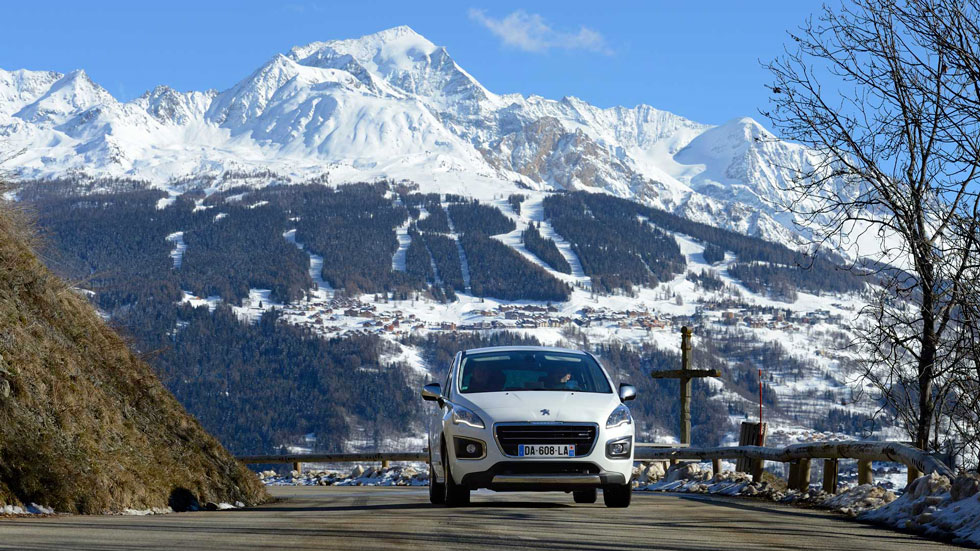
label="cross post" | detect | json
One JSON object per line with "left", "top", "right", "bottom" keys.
{"left": 650, "top": 326, "right": 721, "bottom": 445}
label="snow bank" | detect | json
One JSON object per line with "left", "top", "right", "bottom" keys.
{"left": 822, "top": 484, "right": 896, "bottom": 516}
{"left": 637, "top": 463, "right": 791, "bottom": 501}
{"left": 259, "top": 464, "right": 428, "bottom": 487}
{"left": 0, "top": 503, "right": 55, "bottom": 515}
{"left": 639, "top": 462, "right": 980, "bottom": 546}
{"left": 638, "top": 462, "right": 902, "bottom": 511}
{"left": 862, "top": 473, "right": 980, "bottom": 547}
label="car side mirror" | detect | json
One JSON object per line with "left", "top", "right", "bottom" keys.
{"left": 619, "top": 383, "right": 637, "bottom": 402}
{"left": 421, "top": 383, "right": 442, "bottom": 403}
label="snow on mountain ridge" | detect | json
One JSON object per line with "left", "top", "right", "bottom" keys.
{"left": 0, "top": 27, "right": 834, "bottom": 246}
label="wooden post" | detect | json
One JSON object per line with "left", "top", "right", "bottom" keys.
{"left": 823, "top": 458, "right": 839, "bottom": 494}
{"left": 680, "top": 326, "right": 692, "bottom": 445}
{"left": 712, "top": 458, "right": 723, "bottom": 477}
{"left": 651, "top": 327, "right": 720, "bottom": 447}
{"left": 858, "top": 459, "right": 873, "bottom": 485}
{"left": 797, "top": 458, "right": 812, "bottom": 492}
{"left": 906, "top": 465, "right": 921, "bottom": 487}
{"left": 736, "top": 421, "right": 767, "bottom": 479}
{"left": 292, "top": 462, "right": 302, "bottom": 474}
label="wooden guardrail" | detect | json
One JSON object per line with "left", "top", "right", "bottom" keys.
{"left": 238, "top": 441, "right": 946, "bottom": 495}
{"left": 238, "top": 452, "right": 428, "bottom": 472}
{"left": 238, "top": 443, "right": 687, "bottom": 472}
{"left": 634, "top": 440, "right": 954, "bottom": 493}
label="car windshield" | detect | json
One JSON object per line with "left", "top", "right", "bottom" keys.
{"left": 458, "top": 351, "right": 612, "bottom": 394}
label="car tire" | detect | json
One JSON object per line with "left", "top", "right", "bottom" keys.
{"left": 573, "top": 489, "right": 597, "bottom": 504}
{"left": 442, "top": 447, "right": 470, "bottom": 507}
{"left": 602, "top": 484, "right": 631, "bottom": 508}
{"left": 428, "top": 449, "right": 445, "bottom": 505}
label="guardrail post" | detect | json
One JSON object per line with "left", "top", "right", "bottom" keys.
{"left": 381, "top": 459, "right": 390, "bottom": 469}
{"left": 797, "top": 458, "right": 811, "bottom": 492}
{"left": 293, "top": 461, "right": 302, "bottom": 474}
{"left": 858, "top": 459, "right": 873, "bottom": 485}
{"left": 712, "top": 458, "right": 722, "bottom": 477}
{"left": 907, "top": 465, "right": 921, "bottom": 487}
{"left": 736, "top": 421, "right": 767, "bottom": 477}
{"left": 823, "top": 458, "right": 838, "bottom": 494}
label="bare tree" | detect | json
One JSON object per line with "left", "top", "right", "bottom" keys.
{"left": 765, "top": 0, "right": 980, "bottom": 453}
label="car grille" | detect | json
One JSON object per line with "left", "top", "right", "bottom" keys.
{"left": 494, "top": 424, "right": 598, "bottom": 456}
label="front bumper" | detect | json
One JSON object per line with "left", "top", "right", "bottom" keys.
{"left": 459, "top": 461, "right": 628, "bottom": 491}
{"left": 446, "top": 421, "right": 634, "bottom": 491}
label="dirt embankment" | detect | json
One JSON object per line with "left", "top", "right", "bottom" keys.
{"left": 0, "top": 197, "right": 268, "bottom": 513}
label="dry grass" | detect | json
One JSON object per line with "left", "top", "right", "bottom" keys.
{"left": 0, "top": 191, "right": 268, "bottom": 513}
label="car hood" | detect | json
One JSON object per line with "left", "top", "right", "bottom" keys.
{"left": 457, "top": 391, "right": 621, "bottom": 423}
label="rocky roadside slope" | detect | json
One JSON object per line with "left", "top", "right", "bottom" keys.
{"left": 0, "top": 197, "right": 268, "bottom": 513}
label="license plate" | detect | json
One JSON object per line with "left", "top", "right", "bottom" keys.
{"left": 518, "top": 444, "right": 575, "bottom": 457}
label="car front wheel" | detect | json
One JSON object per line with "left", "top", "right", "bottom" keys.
{"left": 442, "top": 446, "right": 470, "bottom": 507}
{"left": 428, "top": 449, "right": 444, "bottom": 505}
{"left": 602, "top": 484, "right": 631, "bottom": 508}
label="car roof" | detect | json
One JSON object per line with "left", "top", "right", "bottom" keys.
{"left": 462, "top": 345, "right": 589, "bottom": 356}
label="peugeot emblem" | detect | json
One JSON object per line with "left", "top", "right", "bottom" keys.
{"left": 540, "top": 409, "right": 550, "bottom": 416}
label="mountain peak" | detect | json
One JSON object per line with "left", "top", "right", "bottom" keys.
{"left": 289, "top": 26, "right": 437, "bottom": 67}
{"left": 371, "top": 25, "right": 425, "bottom": 40}
{"left": 13, "top": 68, "right": 116, "bottom": 124}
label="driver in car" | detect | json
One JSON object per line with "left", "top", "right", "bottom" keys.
{"left": 466, "top": 363, "right": 497, "bottom": 392}
{"left": 544, "top": 367, "right": 581, "bottom": 390}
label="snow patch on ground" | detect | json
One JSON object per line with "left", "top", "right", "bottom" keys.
{"left": 392, "top": 217, "right": 411, "bottom": 272}
{"left": 232, "top": 289, "right": 283, "bottom": 323}
{"left": 260, "top": 465, "right": 428, "bottom": 487}
{"left": 156, "top": 195, "right": 177, "bottom": 210}
{"left": 283, "top": 228, "right": 333, "bottom": 301}
{"left": 166, "top": 231, "right": 186, "bottom": 269}
{"left": 180, "top": 291, "right": 221, "bottom": 311}
{"left": 120, "top": 507, "right": 174, "bottom": 516}
{"left": 863, "top": 473, "right": 980, "bottom": 547}
{"left": 637, "top": 462, "right": 980, "bottom": 545}
{"left": 0, "top": 503, "right": 54, "bottom": 515}
{"left": 380, "top": 342, "right": 429, "bottom": 376}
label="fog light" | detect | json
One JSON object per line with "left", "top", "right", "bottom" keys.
{"left": 606, "top": 436, "right": 633, "bottom": 458}
{"left": 453, "top": 437, "right": 485, "bottom": 459}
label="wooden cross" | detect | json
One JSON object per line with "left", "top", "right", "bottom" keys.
{"left": 650, "top": 326, "right": 721, "bottom": 445}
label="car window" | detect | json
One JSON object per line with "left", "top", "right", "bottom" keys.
{"left": 458, "top": 351, "right": 612, "bottom": 394}
{"left": 444, "top": 352, "right": 459, "bottom": 399}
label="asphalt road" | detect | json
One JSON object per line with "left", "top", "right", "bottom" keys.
{"left": 0, "top": 486, "right": 962, "bottom": 550}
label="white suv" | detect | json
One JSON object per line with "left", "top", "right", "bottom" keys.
{"left": 422, "top": 346, "right": 636, "bottom": 508}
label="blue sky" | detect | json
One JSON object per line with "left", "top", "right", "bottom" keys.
{"left": 1, "top": 1, "right": 824, "bottom": 125}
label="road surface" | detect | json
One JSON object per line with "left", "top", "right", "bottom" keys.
{"left": 0, "top": 486, "right": 961, "bottom": 550}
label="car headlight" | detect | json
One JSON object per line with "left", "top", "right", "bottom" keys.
{"left": 606, "top": 403, "right": 632, "bottom": 429}
{"left": 451, "top": 404, "right": 485, "bottom": 429}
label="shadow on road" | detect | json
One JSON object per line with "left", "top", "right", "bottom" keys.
{"left": 254, "top": 499, "right": 569, "bottom": 513}
{"left": 675, "top": 494, "right": 942, "bottom": 545}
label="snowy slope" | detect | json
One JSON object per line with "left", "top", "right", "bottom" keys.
{"left": 0, "top": 26, "right": 843, "bottom": 245}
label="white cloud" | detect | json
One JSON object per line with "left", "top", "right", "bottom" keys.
{"left": 468, "top": 9, "right": 611, "bottom": 55}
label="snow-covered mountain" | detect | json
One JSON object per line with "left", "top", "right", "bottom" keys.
{"left": 0, "top": 26, "right": 827, "bottom": 244}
